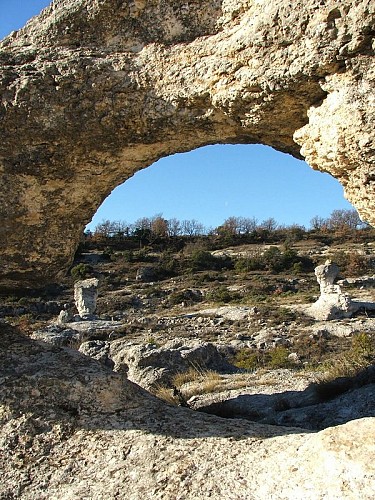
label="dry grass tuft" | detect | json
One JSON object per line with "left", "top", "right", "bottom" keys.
{"left": 312, "top": 332, "right": 375, "bottom": 401}
{"left": 319, "top": 332, "right": 374, "bottom": 382}
{"left": 152, "top": 365, "right": 224, "bottom": 405}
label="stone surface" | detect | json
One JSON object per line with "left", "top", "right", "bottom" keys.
{"left": 74, "top": 277, "right": 99, "bottom": 318}
{"left": 1, "top": 324, "right": 375, "bottom": 499}
{"left": 309, "top": 260, "right": 353, "bottom": 320}
{"left": 315, "top": 260, "right": 341, "bottom": 294}
{"left": 263, "top": 383, "right": 375, "bottom": 430}
{"left": 110, "top": 337, "right": 235, "bottom": 389}
{"left": 308, "top": 260, "right": 375, "bottom": 320}
{"left": 190, "top": 370, "right": 375, "bottom": 431}
{"left": 79, "top": 339, "right": 114, "bottom": 368}
{"left": 199, "top": 305, "right": 256, "bottom": 321}
{"left": 0, "top": 0, "right": 374, "bottom": 288}
{"left": 30, "top": 324, "right": 82, "bottom": 346}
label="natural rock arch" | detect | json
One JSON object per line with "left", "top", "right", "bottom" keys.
{"left": 0, "top": 0, "right": 374, "bottom": 289}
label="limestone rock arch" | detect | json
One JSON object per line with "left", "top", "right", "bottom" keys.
{"left": 0, "top": 0, "right": 374, "bottom": 289}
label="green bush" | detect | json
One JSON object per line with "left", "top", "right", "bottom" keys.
{"left": 234, "top": 247, "right": 313, "bottom": 275}
{"left": 70, "top": 263, "right": 93, "bottom": 280}
{"left": 234, "top": 255, "right": 264, "bottom": 273}
{"left": 189, "top": 250, "right": 232, "bottom": 272}
{"left": 268, "top": 346, "right": 291, "bottom": 368}
{"left": 320, "top": 332, "right": 375, "bottom": 382}
{"left": 232, "top": 349, "right": 260, "bottom": 371}
{"left": 168, "top": 289, "right": 202, "bottom": 306}
{"left": 232, "top": 346, "right": 292, "bottom": 371}
{"left": 206, "top": 285, "right": 240, "bottom": 304}
{"left": 154, "top": 253, "right": 179, "bottom": 279}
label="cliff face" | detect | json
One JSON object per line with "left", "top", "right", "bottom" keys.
{"left": 0, "top": 0, "right": 374, "bottom": 288}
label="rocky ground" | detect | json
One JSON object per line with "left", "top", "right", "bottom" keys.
{"left": 1, "top": 239, "right": 374, "bottom": 497}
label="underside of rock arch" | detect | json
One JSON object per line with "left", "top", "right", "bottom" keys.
{"left": 0, "top": 0, "right": 374, "bottom": 289}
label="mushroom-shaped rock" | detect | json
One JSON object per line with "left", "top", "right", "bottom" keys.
{"left": 308, "top": 261, "right": 356, "bottom": 321}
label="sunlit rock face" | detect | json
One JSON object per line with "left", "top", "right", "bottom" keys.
{"left": 1, "top": 324, "right": 375, "bottom": 498}
{"left": 74, "top": 278, "right": 99, "bottom": 319}
{"left": 0, "top": 0, "right": 374, "bottom": 288}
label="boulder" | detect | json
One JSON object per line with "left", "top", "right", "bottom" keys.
{"left": 110, "top": 338, "right": 235, "bottom": 389}
{"left": 136, "top": 267, "right": 156, "bottom": 282}
{"left": 79, "top": 339, "right": 114, "bottom": 369}
{"left": 30, "top": 324, "right": 82, "bottom": 347}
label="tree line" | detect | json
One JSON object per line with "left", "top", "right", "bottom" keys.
{"left": 87, "top": 209, "right": 369, "bottom": 243}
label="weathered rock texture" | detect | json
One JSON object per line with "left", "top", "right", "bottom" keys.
{"left": 308, "top": 260, "right": 355, "bottom": 320}
{"left": 1, "top": 324, "right": 375, "bottom": 499}
{"left": 74, "top": 277, "right": 99, "bottom": 318}
{"left": 308, "top": 260, "right": 375, "bottom": 320}
{"left": 109, "top": 337, "right": 235, "bottom": 389}
{"left": 0, "top": 0, "right": 374, "bottom": 288}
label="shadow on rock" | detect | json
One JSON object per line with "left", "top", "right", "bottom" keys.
{"left": 0, "top": 323, "right": 306, "bottom": 440}
{"left": 195, "top": 368, "right": 375, "bottom": 430}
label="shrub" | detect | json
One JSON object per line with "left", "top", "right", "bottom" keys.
{"left": 232, "top": 345, "right": 293, "bottom": 371}
{"left": 234, "top": 254, "right": 264, "bottom": 273}
{"left": 327, "top": 251, "right": 373, "bottom": 277}
{"left": 154, "top": 253, "right": 179, "bottom": 279}
{"left": 262, "top": 246, "right": 284, "bottom": 272}
{"left": 206, "top": 285, "right": 240, "bottom": 304}
{"left": 234, "top": 248, "right": 313, "bottom": 274}
{"left": 70, "top": 263, "right": 93, "bottom": 280}
{"left": 232, "top": 348, "right": 261, "bottom": 371}
{"left": 168, "top": 289, "right": 202, "bottom": 306}
{"left": 319, "top": 332, "right": 375, "bottom": 382}
{"left": 189, "top": 250, "right": 232, "bottom": 272}
{"left": 268, "top": 346, "right": 291, "bottom": 368}
{"left": 313, "top": 333, "right": 375, "bottom": 401}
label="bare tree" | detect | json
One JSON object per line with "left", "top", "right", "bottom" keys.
{"left": 260, "top": 217, "right": 279, "bottom": 232}
{"left": 238, "top": 216, "right": 258, "bottom": 234}
{"left": 310, "top": 215, "right": 328, "bottom": 231}
{"left": 218, "top": 216, "right": 239, "bottom": 236}
{"left": 167, "top": 218, "right": 182, "bottom": 237}
{"left": 133, "top": 217, "right": 152, "bottom": 232}
{"left": 94, "top": 219, "right": 114, "bottom": 238}
{"left": 181, "top": 219, "right": 206, "bottom": 237}
{"left": 327, "top": 209, "right": 364, "bottom": 231}
{"left": 151, "top": 215, "right": 169, "bottom": 238}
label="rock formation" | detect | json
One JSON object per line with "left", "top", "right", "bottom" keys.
{"left": 108, "top": 337, "right": 235, "bottom": 389}
{"left": 1, "top": 324, "right": 375, "bottom": 498}
{"left": 308, "top": 260, "right": 354, "bottom": 320}
{"left": 74, "top": 277, "right": 99, "bottom": 319}
{"left": 0, "top": 0, "right": 374, "bottom": 289}
{"left": 308, "top": 260, "right": 375, "bottom": 320}
{"left": 74, "top": 278, "right": 99, "bottom": 319}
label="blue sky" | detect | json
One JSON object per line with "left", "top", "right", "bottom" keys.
{"left": 1, "top": 1, "right": 354, "bottom": 231}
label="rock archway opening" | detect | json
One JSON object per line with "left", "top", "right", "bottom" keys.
{"left": 0, "top": 0, "right": 374, "bottom": 291}
{"left": 86, "top": 143, "right": 354, "bottom": 234}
